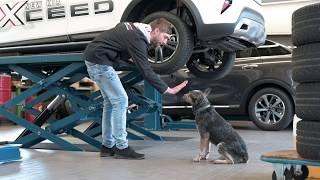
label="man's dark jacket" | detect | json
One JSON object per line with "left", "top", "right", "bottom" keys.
{"left": 84, "top": 22, "right": 169, "bottom": 93}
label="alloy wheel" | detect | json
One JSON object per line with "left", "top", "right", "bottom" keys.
{"left": 147, "top": 24, "right": 179, "bottom": 64}
{"left": 254, "top": 94, "right": 285, "bottom": 125}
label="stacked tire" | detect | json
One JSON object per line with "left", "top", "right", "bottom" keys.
{"left": 292, "top": 2, "right": 320, "bottom": 160}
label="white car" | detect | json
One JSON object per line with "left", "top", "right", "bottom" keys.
{"left": 0, "top": 0, "right": 266, "bottom": 78}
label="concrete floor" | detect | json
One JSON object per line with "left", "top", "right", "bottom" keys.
{"left": 0, "top": 121, "right": 295, "bottom": 180}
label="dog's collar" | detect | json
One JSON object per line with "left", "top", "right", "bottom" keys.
{"left": 193, "top": 104, "right": 211, "bottom": 115}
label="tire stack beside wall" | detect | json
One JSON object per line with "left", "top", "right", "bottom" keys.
{"left": 292, "top": 2, "right": 320, "bottom": 161}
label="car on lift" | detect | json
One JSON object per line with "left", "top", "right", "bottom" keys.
{"left": 0, "top": 0, "right": 265, "bottom": 79}
{"left": 160, "top": 39, "right": 295, "bottom": 131}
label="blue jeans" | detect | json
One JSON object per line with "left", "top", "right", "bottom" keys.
{"left": 85, "top": 61, "right": 128, "bottom": 149}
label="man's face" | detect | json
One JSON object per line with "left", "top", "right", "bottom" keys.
{"left": 151, "top": 28, "right": 171, "bottom": 45}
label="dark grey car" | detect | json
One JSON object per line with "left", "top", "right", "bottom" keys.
{"left": 161, "top": 40, "right": 295, "bottom": 131}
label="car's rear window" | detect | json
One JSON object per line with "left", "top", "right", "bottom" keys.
{"left": 236, "top": 40, "right": 291, "bottom": 58}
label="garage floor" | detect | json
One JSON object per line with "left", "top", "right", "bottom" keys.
{"left": 0, "top": 121, "right": 295, "bottom": 180}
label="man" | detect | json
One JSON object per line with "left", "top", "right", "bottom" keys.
{"left": 84, "top": 18, "right": 188, "bottom": 160}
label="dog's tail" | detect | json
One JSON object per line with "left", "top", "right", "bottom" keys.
{"left": 239, "top": 144, "right": 249, "bottom": 163}
{"left": 233, "top": 153, "right": 248, "bottom": 164}
{"left": 234, "top": 145, "right": 249, "bottom": 164}
{"left": 238, "top": 139, "right": 249, "bottom": 163}
{"left": 242, "top": 151, "right": 249, "bottom": 163}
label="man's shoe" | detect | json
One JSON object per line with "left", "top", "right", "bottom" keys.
{"left": 100, "top": 145, "right": 115, "bottom": 157}
{"left": 114, "top": 146, "right": 145, "bottom": 160}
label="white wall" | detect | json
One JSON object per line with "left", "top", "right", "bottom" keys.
{"left": 263, "top": 0, "right": 319, "bottom": 35}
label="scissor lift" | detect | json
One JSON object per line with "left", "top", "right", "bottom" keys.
{"left": 0, "top": 53, "right": 163, "bottom": 151}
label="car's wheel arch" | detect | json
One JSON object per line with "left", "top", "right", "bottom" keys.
{"left": 241, "top": 79, "right": 295, "bottom": 115}
{"left": 120, "top": 0, "right": 197, "bottom": 31}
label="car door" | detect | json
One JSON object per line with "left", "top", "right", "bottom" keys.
{"left": 209, "top": 48, "right": 262, "bottom": 106}
{"left": 66, "top": 0, "right": 131, "bottom": 41}
{"left": 257, "top": 40, "right": 293, "bottom": 87}
{"left": 0, "top": 0, "right": 68, "bottom": 46}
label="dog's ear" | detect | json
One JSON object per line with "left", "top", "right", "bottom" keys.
{"left": 204, "top": 88, "right": 212, "bottom": 96}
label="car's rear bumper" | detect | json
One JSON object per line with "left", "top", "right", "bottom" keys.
{"left": 196, "top": 9, "right": 266, "bottom": 47}
{"left": 232, "top": 17, "right": 266, "bottom": 46}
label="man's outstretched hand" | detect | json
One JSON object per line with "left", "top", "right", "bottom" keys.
{"left": 165, "top": 80, "right": 188, "bottom": 95}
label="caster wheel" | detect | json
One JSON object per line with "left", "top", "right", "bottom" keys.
{"left": 291, "top": 165, "right": 309, "bottom": 180}
{"left": 272, "top": 171, "right": 277, "bottom": 180}
{"left": 284, "top": 169, "right": 293, "bottom": 180}
{"left": 272, "top": 169, "right": 293, "bottom": 180}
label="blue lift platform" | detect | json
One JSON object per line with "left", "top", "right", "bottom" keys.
{"left": 0, "top": 53, "right": 165, "bottom": 151}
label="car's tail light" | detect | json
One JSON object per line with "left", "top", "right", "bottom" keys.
{"left": 221, "top": 0, "right": 232, "bottom": 14}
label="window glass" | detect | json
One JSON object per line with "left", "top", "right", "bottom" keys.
{"left": 236, "top": 48, "right": 259, "bottom": 58}
{"left": 257, "top": 46, "right": 291, "bottom": 56}
{"left": 236, "top": 40, "right": 291, "bottom": 58}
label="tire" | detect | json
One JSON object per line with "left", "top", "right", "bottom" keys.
{"left": 295, "top": 83, "right": 320, "bottom": 120}
{"left": 55, "top": 100, "right": 72, "bottom": 120}
{"left": 296, "top": 121, "right": 320, "bottom": 138}
{"left": 186, "top": 50, "right": 236, "bottom": 79}
{"left": 292, "top": 2, "right": 320, "bottom": 46}
{"left": 248, "top": 88, "right": 294, "bottom": 131}
{"left": 142, "top": 12, "right": 194, "bottom": 74}
{"left": 296, "top": 121, "right": 320, "bottom": 160}
{"left": 292, "top": 43, "right": 320, "bottom": 83}
{"left": 55, "top": 95, "right": 88, "bottom": 119}
{"left": 296, "top": 140, "right": 320, "bottom": 160}
{"left": 297, "top": 136, "right": 320, "bottom": 145}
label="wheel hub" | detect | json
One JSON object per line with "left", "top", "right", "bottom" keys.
{"left": 147, "top": 26, "right": 179, "bottom": 64}
{"left": 255, "top": 94, "right": 285, "bottom": 125}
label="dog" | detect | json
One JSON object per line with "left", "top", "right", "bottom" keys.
{"left": 183, "top": 88, "right": 248, "bottom": 164}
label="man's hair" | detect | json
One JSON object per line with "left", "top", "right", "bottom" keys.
{"left": 150, "top": 18, "right": 171, "bottom": 34}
